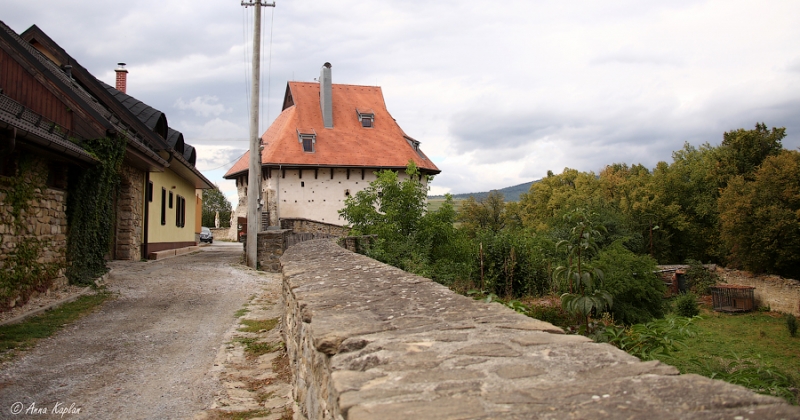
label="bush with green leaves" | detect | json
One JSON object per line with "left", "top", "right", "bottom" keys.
{"left": 597, "top": 315, "right": 697, "bottom": 361}
{"left": 690, "top": 353, "right": 797, "bottom": 404}
{"left": 787, "top": 314, "right": 798, "bottom": 338}
{"left": 472, "top": 229, "right": 553, "bottom": 298}
{"left": 339, "top": 162, "right": 471, "bottom": 285}
{"left": 685, "top": 259, "right": 720, "bottom": 295}
{"left": 594, "top": 241, "right": 666, "bottom": 325}
{"left": 553, "top": 209, "right": 613, "bottom": 331}
{"left": 674, "top": 292, "right": 700, "bottom": 317}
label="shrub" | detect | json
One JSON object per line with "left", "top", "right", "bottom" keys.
{"left": 528, "top": 302, "right": 574, "bottom": 329}
{"left": 674, "top": 292, "right": 700, "bottom": 317}
{"left": 594, "top": 242, "right": 666, "bottom": 325}
{"left": 597, "top": 315, "right": 697, "bottom": 361}
{"left": 685, "top": 259, "right": 720, "bottom": 295}
{"left": 788, "top": 314, "right": 798, "bottom": 338}
{"left": 473, "top": 229, "right": 553, "bottom": 298}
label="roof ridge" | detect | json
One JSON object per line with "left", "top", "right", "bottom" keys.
{"left": 289, "top": 81, "right": 382, "bottom": 89}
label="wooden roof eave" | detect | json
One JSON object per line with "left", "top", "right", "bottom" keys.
{"left": 20, "top": 26, "right": 170, "bottom": 151}
{"left": 226, "top": 163, "right": 440, "bottom": 178}
{"left": 166, "top": 149, "right": 214, "bottom": 189}
{"left": 0, "top": 28, "right": 115, "bottom": 138}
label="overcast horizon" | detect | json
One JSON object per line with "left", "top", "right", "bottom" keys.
{"left": 5, "top": 1, "right": 800, "bottom": 205}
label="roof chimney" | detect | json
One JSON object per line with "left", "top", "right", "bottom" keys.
{"left": 320, "top": 62, "right": 333, "bottom": 128}
{"left": 115, "top": 62, "right": 128, "bottom": 93}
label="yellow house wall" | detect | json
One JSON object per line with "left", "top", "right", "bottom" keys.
{"left": 147, "top": 169, "right": 197, "bottom": 245}
{"left": 195, "top": 190, "right": 202, "bottom": 232}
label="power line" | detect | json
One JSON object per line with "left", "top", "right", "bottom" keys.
{"left": 198, "top": 150, "right": 248, "bottom": 172}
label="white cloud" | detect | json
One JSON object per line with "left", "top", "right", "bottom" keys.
{"left": 174, "top": 96, "right": 230, "bottom": 118}
{"left": 5, "top": 0, "right": 800, "bottom": 196}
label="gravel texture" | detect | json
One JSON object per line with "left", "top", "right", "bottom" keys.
{"left": 0, "top": 241, "right": 283, "bottom": 419}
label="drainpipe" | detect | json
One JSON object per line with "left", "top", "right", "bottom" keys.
{"left": 142, "top": 172, "right": 150, "bottom": 259}
{"left": 276, "top": 165, "right": 281, "bottom": 227}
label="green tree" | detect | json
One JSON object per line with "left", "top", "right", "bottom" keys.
{"left": 518, "top": 168, "right": 605, "bottom": 232}
{"left": 457, "top": 190, "right": 506, "bottom": 234}
{"left": 202, "top": 185, "right": 232, "bottom": 228}
{"left": 339, "top": 161, "right": 466, "bottom": 280}
{"left": 718, "top": 150, "right": 800, "bottom": 278}
{"left": 339, "top": 161, "right": 428, "bottom": 239}
{"left": 715, "top": 122, "right": 785, "bottom": 184}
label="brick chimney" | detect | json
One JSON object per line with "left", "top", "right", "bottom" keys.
{"left": 115, "top": 62, "right": 128, "bottom": 93}
{"left": 320, "top": 62, "right": 333, "bottom": 128}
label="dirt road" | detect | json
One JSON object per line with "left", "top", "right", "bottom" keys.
{"left": 0, "top": 242, "right": 283, "bottom": 419}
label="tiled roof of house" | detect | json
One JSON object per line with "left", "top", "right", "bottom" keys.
{"left": 224, "top": 81, "right": 439, "bottom": 178}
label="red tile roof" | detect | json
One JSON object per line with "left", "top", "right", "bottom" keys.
{"left": 225, "top": 82, "right": 439, "bottom": 178}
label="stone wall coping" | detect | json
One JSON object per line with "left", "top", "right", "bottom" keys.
{"left": 281, "top": 239, "right": 800, "bottom": 420}
{"left": 281, "top": 217, "right": 347, "bottom": 229}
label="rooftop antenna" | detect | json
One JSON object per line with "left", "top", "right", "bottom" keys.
{"left": 241, "top": 0, "right": 276, "bottom": 269}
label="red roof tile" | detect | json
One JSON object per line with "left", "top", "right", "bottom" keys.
{"left": 225, "top": 82, "right": 439, "bottom": 178}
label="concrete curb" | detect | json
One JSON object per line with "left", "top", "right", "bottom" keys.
{"left": 147, "top": 245, "right": 202, "bottom": 261}
{"left": 0, "top": 270, "right": 113, "bottom": 327}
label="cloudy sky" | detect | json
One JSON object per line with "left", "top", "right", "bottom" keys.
{"left": 5, "top": 1, "right": 800, "bottom": 204}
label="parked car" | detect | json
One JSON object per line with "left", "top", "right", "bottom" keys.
{"left": 200, "top": 227, "right": 214, "bottom": 244}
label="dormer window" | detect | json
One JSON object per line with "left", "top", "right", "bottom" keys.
{"left": 356, "top": 108, "right": 374, "bottom": 128}
{"left": 405, "top": 136, "right": 421, "bottom": 152}
{"left": 297, "top": 128, "right": 316, "bottom": 153}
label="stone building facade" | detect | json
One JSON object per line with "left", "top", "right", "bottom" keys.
{"left": 0, "top": 153, "right": 69, "bottom": 308}
{"left": 115, "top": 163, "right": 145, "bottom": 261}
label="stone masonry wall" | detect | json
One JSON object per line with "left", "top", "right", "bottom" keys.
{"left": 256, "top": 229, "right": 291, "bottom": 272}
{"left": 0, "top": 155, "right": 68, "bottom": 308}
{"left": 716, "top": 267, "right": 800, "bottom": 316}
{"left": 115, "top": 162, "right": 145, "bottom": 261}
{"left": 281, "top": 240, "right": 800, "bottom": 420}
{"left": 281, "top": 218, "right": 350, "bottom": 237}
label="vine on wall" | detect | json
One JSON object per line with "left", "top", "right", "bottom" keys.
{"left": 0, "top": 153, "right": 60, "bottom": 308}
{"left": 66, "top": 136, "right": 126, "bottom": 284}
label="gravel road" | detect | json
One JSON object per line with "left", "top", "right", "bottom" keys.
{"left": 0, "top": 242, "right": 274, "bottom": 419}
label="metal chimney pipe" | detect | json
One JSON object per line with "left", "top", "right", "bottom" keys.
{"left": 320, "top": 62, "right": 333, "bottom": 128}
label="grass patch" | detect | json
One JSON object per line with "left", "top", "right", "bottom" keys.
{"left": 232, "top": 337, "right": 281, "bottom": 358}
{"left": 203, "top": 409, "right": 272, "bottom": 420}
{"left": 233, "top": 307, "right": 249, "bottom": 318}
{"left": 653, "top": 307, "right": 799, "bottom": 404}
{"left": 426, "top": 197, "right": 464, "bottom": 213}
{"left": 0, "top": 291, "right": 111, "bottom": 358}
{"left": 238, "top": 318, "right": 278, "bottom": 333}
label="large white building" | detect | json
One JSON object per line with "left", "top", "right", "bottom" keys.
{"left": 225, "top": 63, "right": 440, "bottom": 228}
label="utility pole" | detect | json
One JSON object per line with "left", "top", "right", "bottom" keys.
{"left": 242, "top": 0, "right": 275, "bottom": 268}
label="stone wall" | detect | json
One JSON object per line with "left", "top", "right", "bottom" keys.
{"left": 716, "top": 268, "right": 800, "bottom": 316}
{"left": 281, "top": 218, "right": 350, "bottom": 236}
{"left": 115, "top": 162, "right": 145, "bottom": 260}
{"left": 256, "top": 229, "right": 291, "bottom": 272}
{"left": 0, "top": 154, "right": 68, "bottom": 309}
{"left": 209, "top": 227, "right": 234, "bottom": 241}
{"left": 281, "top": 240, "right": 800, "bottom": 420}
{"left": 338, "top": 235, "right": 376, "bottom": 254}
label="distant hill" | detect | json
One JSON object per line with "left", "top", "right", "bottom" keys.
{"left": 429, "top": 180, "right": 538, "bottom": 203}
